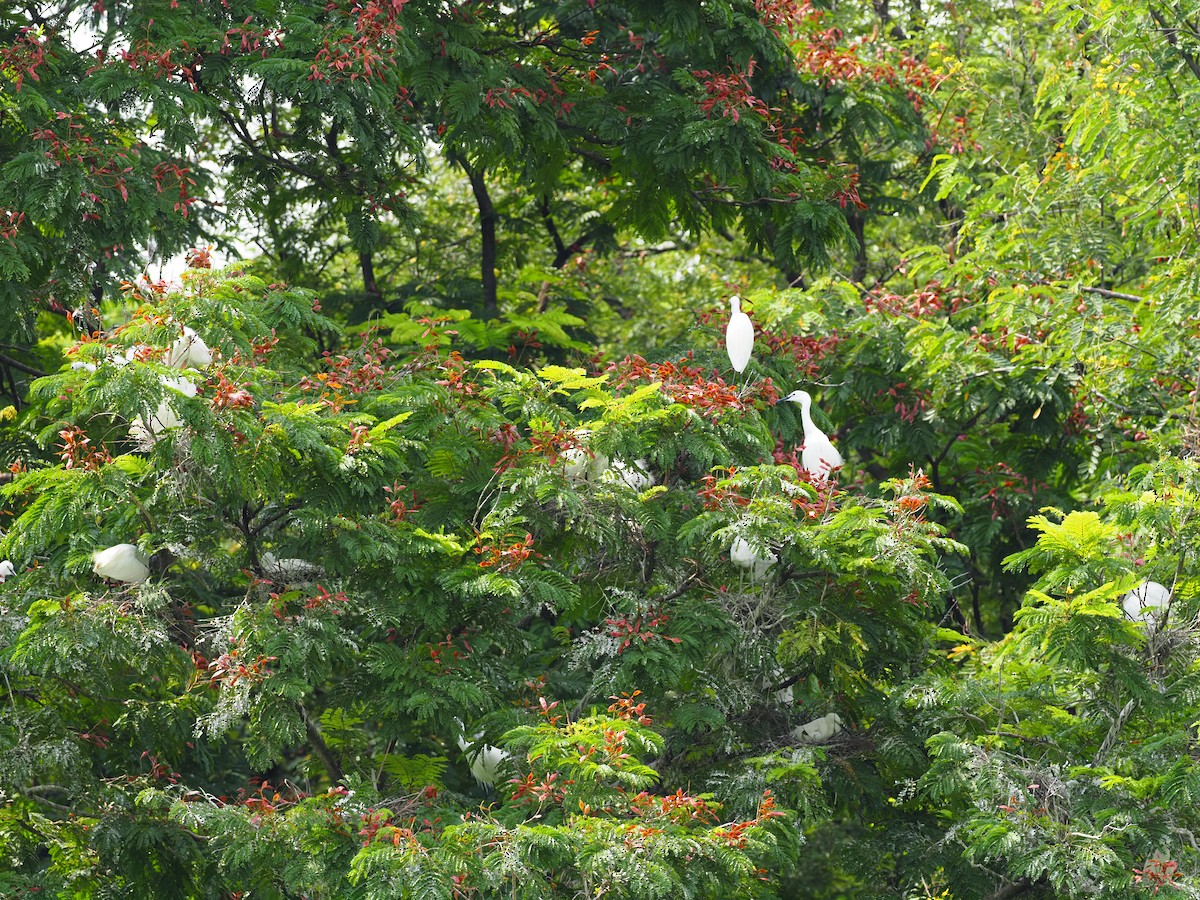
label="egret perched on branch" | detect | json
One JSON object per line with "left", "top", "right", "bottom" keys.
{"left": 793, "top": 712, "right": 844, "bottom": 744}
{"left": 128, "top": 375, "right": 197, "bottom": 448}
{"left": 92, "top": 543, "right": 150, "bottom": 583}
{"left": 455, "top": 720, "right": 510, "bottom": 789}
{"left": 166, "top": 326, "right": 212, "bottom": 369}
{"left": 607, "top": 458, "right": 655, "bottom": 491}
{"left": 782, "top": 390, "right": 843, "bottom": 479}
{"left": 730, "top": 537, "right": 777, "bottom": 581}
{"left": 1122, "top": 581, "right": 1170, "bottom": 627}
{"left": 261, "top": 552, "right": 324, "bottom": 584}
{"left": 725, "top": 296, "right": 754, "bottom": 374}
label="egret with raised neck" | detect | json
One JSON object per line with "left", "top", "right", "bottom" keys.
{"left": 782, "top": 389, "right": 843, "bottom": 479}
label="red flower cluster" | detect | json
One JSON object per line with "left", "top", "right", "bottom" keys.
{"left": 208, "top": 642, "right": 277, "bottom": 687}
{"left": 630, "top": 788, "right": 717, "bottom": 823}
{"left": 299, "top": 337, "right": 393, "bottom": 407}
{"left": 697, "top": 470, "right": 753, "bottom": 511}
{"left": 608, "top": 352, "right": 778, "bottom": 415}
{"left": 606, "top": 609, "right": 682, "bottom": 654}
{"left": 209, "top": 373, "right": 254, "bottom": 409}
{"left": 0, "top": 209, "right": 24, "bottom": 241}
{"left": 309, "top": 1, "right": 408, "bottom": 83}
{"left": 865, "top": 283, "right": 968, "bottom": 319}
{"left": 475, "top": 533, "right": 539, "bottom": 572}
{"left": 693, "top": 60, "right": 772, "bottom": 123}
{"left": 58, "top": 426, "right": 111, "bottom": 471}
{"left": 0, "top": 28, "right": 47, "bottom": 91}
{"left": 608, "top": 690, "right": 653, "bottom": 725}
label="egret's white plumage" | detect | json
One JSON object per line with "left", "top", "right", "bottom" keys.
{"left": 793, "top": 712, "right": 844, "bottom": 744}
{"left": 608, "top": 458, "right": 655, "bottom": 491}
{"left": 1122, "top": 581, "right": 1171, "bottom": 626}
{"left": 725, "top": 296, "right": 754, "bottom": 373}
{"left": 782, "top": 390, "right": 843, "bottom": 479}
{"left": 455, "top": 721, "right": 510, "bottom": 789}
{"left": 92, "top": 543, "right": 150, "bottom": 583}
{"left": 129, "top": 376, "right": 197, "bottom": 447}
{"left": 167, "top": 326, "right": 212, "bottom": 369}
{"left": 561, "top": 448, "right": 591, "bottom": 482}
{"left": 730, "top": 537, "right": 777, "bottom": 581}
{"left": 0, "top": 560, "right": 15, "bottom": 582}
{"left": 261, "top": 552, "right": 324, "bottom": 583}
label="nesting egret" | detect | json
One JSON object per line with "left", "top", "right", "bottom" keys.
{"left": 793, "top": 712, "right": 844, "bottom": 744}
{"left": 1122, "top": 581, "right": 1171, "bottom": 626}
{"left": 561, "top": 448, "right": 591, "bottom": 482}
{"left": 726, "top": 296, "right": 754, "bottom": 373}
{"left": 730, "top": 537, "right": 777, "bottom": 581}
{"left": 0, "top": 560, "right": 14, "bottom": 582}
{"left": 455, "top": 722, "right": 510, "bottom": 789}
{"left": 167, "top": 326, "right": 212, "bottom": 369}
{"left": 92, "top": 543, "right": 150, "bottom": 583}
{"left": 261, "top": 552, "right": 324, "bottom": 583}
{"left": 764, "top": 669, "right": 793, "bottom": 704}
{"left": 129, "top": 376, "right": 197, "bottom": 447}
{"left": 607, "top": 458, "right": 655, "bottom": 491}
{"left": 782, "top": 390, "right": 843, "bottom": 479}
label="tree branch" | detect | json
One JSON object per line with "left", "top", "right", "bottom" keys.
{"left": 984, "top": 877, "right": 1036, "bottom": 900}
{"left": 539, "top": 195, "right": 567, "bottom": 260}
{"left": 1081, "top": 286, "right": 1144, "bottom": 303}
{"left": 0, "top": 351, "right": 47, "bottom": 378}
{"left": 1149, "top": 5, "right": 1200, "bottom": 84}
{"left": 299, "top": 703, "right": 344, "bottom": 784}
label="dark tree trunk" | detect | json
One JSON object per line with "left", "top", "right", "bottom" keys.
{"left": 848, "top": 207, "right": 868, "bottom": 284}
{"left": 464, "top": 162, "right": 499, "bottom": 319}
{"left": 360, "top": 250, "right": 381, "bottom": 301}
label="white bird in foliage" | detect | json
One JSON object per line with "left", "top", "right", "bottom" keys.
{"left": 0, "top": 560, "right": 15, "bottom": 582}
{"left": 260, "top": 552, "right": 324, "bottom": 584}
{"left": 129, "top": 375, "right": 197, "bottom": 447}
{"left": 793, "top": 712, "right": 844, "bottom": 744}
{"left": 1122, "top": 581, "right": 1171, "bottom": 626}
{"left": 725, "top": 295, "right": 754, "bottom": 373}
{"left": 92, "top": 543, "right": 150, "bottom": 583}
{"left": 166, "top": 326, "right": 212, "bottom": 369}
{"left": 782, "top": 390, "right": 843, "bottom": 479}
{"left": 455, "top": 720, "right": 510, "bottom": 789}
{"left": 608, "top": 458, "right": 655, "bottom": 491}
{"left": 561, "top": 448, "right": 592, "bottom": 482}
{"left": 730, "top": 537, "right": 777, "bottom": 581}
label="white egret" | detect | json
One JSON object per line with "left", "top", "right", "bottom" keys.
{"left": 782, "top": 390, "right": 843, "bottom": 479}
{"left": 607, "top": 458, "right": 655, "bottom": 491}
{"left": 92, "top": 543, "right": 150, "bottom": 583}
{"left": 559, "top": 430, "right": 595, "bottom": 482}
{"left": 1122, "top": 581, "right": 1171, "bottom": 626}
{"left": 730, "top": 537, "right": 777, "bottom": 581}
{"left": 725, "top": 295, "right": 754, "bottom": 373}
{"left": 793, "top": 712, "right": 844, "bottom": 744}
{"left": 455, "top": 721, "right": 510, "bottom": 789}
{"left": 129, "top": 375, "right": 197, "bottom": 447}
{"left": 561, "top": 448, "right": 591, "bottom": 482}
{"left": 0, "top": 560, "right": 14, "bottom": 582}
{"left": 260, "top": 552, "right": 324, "bottom": 583}
{"left": 166, "top": 326, "right": 212, "bottom": 369}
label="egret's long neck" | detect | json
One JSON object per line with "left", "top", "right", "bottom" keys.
{"left": 730, "top": 297, "right": 740, "bottom": 315}
{"left": 798, "top": 398, "right": 818, "bottom": 435}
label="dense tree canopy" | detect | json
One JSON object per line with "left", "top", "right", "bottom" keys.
{"left": 7, "top": 1, "right": 1200, "bottom": 898}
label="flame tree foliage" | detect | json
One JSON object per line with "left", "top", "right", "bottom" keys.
{"left": 9, "top": 0, "right": 1200, "bottom": 898}
{"left": 0, "top": 265, "right": 962, "bottom": 896}
{"left": 0, "top": 0, "right": 907, "bottom": 337}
